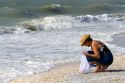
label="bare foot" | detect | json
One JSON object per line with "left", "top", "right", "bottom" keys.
{"left": 100, "top": 65, "right": 109, "bottom": 72}
{"left": 93, "top": 65, "right": 101, "bottom": 73}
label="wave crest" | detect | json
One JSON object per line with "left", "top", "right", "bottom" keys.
{"left": 21, "top": 15, "right": 74, "bottom": 31}
{"left": 21, "top": 14, "right": 125, "bottom": 31}
{"left": 0, "top": 14, "right": 125, "bottom": 34}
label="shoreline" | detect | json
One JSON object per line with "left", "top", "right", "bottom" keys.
{"left": 9, "top": 62, "right": 80, "bottom": 83}
{"left": 9, "top": 54, "right": 125, "bottom": 83}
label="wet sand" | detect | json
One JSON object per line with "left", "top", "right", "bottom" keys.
{"left": 9, "top": 55, "right": 125, "bottom": 83}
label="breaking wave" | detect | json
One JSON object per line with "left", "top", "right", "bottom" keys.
{"left": 0, "top": 14, "right": 125, "bottom": 34}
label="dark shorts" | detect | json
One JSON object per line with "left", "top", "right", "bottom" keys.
{"left": 86, "top": 51, "right": 113, "bottom": 66}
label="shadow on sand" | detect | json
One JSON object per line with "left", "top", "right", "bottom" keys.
{"left": 107, "top": 69, "right": 125, "bottom": 72}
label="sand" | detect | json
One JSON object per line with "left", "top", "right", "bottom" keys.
{"left": 9, "top": 55, "right": 125, "bottom": 83}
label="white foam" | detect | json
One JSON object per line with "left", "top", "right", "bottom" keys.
{"left": 0, "top": 14, "right": 125, "bottom": 34}
{"left": 19, "top": 14, "right": 125, "bottom": 32}
{"left": 0, "top": 59, "right": 55, "bottom": 83}
{"left": 21, "top": 15, "right": 74, "bottom": 31}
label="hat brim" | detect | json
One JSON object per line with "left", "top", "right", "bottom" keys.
{"left": 80, "top": 34, "right": 90, "bottom": 46}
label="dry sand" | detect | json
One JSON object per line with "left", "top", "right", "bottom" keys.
{"left": 9, "top": 55, "right": 125, "bottom": 83}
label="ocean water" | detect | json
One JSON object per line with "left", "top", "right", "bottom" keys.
{"left": 0, "top": 0, "right": 125, "bottom": 82}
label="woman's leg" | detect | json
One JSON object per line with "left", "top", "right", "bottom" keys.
{"left": 86, "top": 51, "right": 110, "bottom": 72}
{"left": 92, "top": 61, "right": 109, "bottom": 72}
{"left": 91, "top": 61, "right": 101, "bottom": 72}
{"left": 100, "top": 65, "right": 109, "bottom": 72}
{"left": 94, "top": 64, "right": 100, "bottom": 72}
{"left": 99, "top": 52, "right": 113, "bottom": 72}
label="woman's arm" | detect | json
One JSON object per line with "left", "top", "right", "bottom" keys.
{"left": 84, "top": 41, "right": 100, "bottom": 59}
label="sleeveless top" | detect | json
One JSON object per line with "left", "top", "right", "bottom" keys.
{"left": 97, "top": 41, "right": 110, "bottom": 54}
{"left": 97, "top": 41, "right": 113, "bottom": 65}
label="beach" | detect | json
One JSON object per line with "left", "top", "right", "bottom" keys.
{"left": 9, "top": 54, "right": 125, "bottom": 83}
{"left": 1, "top": 0, "right": 125, "bottom": 82}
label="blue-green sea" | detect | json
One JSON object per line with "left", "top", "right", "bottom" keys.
{"left": 1, "top": 0, "right": 125, "bottom": 25}
{"left": 0, "top": 0, "right": 125, "bottom": 82}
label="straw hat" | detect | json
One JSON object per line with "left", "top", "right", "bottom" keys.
{"left": 80, "top": 34, "right": 91, "bottom": 46}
